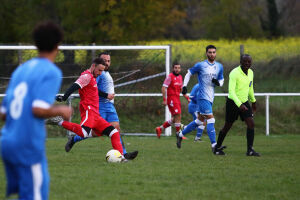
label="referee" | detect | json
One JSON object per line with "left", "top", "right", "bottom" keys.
{"left": 214, "top": 54, "right": 260, "bottom": 156}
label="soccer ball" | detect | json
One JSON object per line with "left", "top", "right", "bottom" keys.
{"left": 106, "top": 149, "right": 122, "bottom": 163}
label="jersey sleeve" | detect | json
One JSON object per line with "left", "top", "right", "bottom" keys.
{"left": 189, "top": 63, "right": 200, "bottom": 75}
{"left": 75, "top": 74, "right": 91, "bottom": 88}
{"left": 163, "top": 75, "right": 172, "bottom": 87}
{"left": 32, "top": 68, "right": 62, "bottom": 109}
{"left": 248, "top": 71, "right": 256, "bottom": 103}
{"left": 228, "top": 71, "right": 242, "bottom": 107}
{"left": 218, "top": 64, "right": 224, "bottom": 81}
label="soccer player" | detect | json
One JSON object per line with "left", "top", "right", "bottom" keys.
{"left": 188, "top": 84, "right": 206, "bottom": 142}
{"left": 179, "top": 45, "right": 224, "bottom": 151}
{"left": 64, "top": 52, "right": 138, "bottom": 160}
{"left": 214, "top": 54, "right": 260, "bottom": 156}
{"left": 0, "top": 21, "right": 72, "bottom": 200}
{"left": 155, "top": 63, "right": 189, "bottom": 138}
{"left": 53, "top": 58, "right": 126, "bottom": 161}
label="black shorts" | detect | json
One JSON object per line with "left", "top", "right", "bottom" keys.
{"left": 225, "top": 98, "right": 253, "bottom": 123}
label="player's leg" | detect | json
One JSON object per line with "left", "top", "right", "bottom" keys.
{"left": 156, "top": 102, "right": 176, "bottom": 138}
{"left": 242, "top": 102, "right": 260, "bottom": 156}
{"left": 215, "top": 98, "right": 238, "bottom": 155}
{"left": 3, "top": 160, "right": 19, "bottom": 198}
{"left": 92, "top": 114, "right": 124, "bottom": 156}
{"left": 188, "top": 103, "right": 204, "bottom": 141}
{"left": 18, "top": 157, "right": 50, "bottom": 200}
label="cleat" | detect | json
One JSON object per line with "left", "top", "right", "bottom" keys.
{"left": 46, "top": 116, "right": 63, "bottom": 125}
{"left": 213, "top": 145, "right": 226, "bottom": 155}
{"left": 214, "top": 149, "right": 226, "bottom": 155}
{"left": 65, "top": 135, "right": 75, "bottom": 152}
{"left": 121, "top": 157, "right": 129, "bottom": 163}
{"left": 176, "top": 131, "right": 183, "bottom": 149}
{"left": 246, "top": 149, "right": 261, "bottom": 157}
{"left": 156, "top": 127, "right": 162, "bottom": 139}
{"left": 182, "top": 136, "right": 187, "bottom": 140}
{"left": 194, "top": 136, "right": 202, "bottom": 142}
{"left": 124, "top": 151, "right": 139, "bottom": 160}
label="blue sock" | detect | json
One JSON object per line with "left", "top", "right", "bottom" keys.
{"left": 182, "top": 121, "right": 198, "bottom": 136}
{"left": 73, "top": 135, "right": 86, "bottom": 143}
{"left": 120, "top": 137, "right": 127, "bottom": 155}
{"left": 196, "top": 126, "right": 204, "bottom": 138}
{"left": 206, "top": 119, "right": 216, "bottom": 144}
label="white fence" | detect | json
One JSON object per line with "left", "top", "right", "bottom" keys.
{"left": 0, "top": 93, "right": 299, "bottom": 136}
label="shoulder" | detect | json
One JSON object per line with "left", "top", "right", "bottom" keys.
{"left": 36, "top": 58, "right": 62, "bottom": 78}
{"left": 215, "top": 61, "right": 224, "bottom": 68}
{"left": 229, "top": 67, "right": 239, "bottom": 77}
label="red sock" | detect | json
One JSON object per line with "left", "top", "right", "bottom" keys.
{"left": 62, "top": 121, "right": 84, "bottom": 137}
{"left": 110, "top": 132, "right": 123, "bottom": 155}
{"left": 162, "top": 121, "right": 171, "bottom": 129}
{"left": 175, "top": 123, "right": 181, "bottom": 132}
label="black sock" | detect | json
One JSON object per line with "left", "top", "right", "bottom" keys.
{"left": 216, "top": 130, "right": 227, "bottom": 148}
{"left": 247, "top": 128, "right": 254, "bottom": 151}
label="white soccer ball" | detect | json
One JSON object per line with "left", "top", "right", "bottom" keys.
{"left": 106, "top": 149, "right": 122, "bottom": 163}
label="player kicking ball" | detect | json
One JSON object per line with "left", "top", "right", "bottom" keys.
{"left": 49, "top": 58, "right": 128, "bottom": 162}
{"left": 155, "top": 63, "right": 189, "bottom": 139}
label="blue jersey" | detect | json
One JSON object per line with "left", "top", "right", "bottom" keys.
{"left": 1, "top": 58, "right": 62, "bottom": 165}
{"left": 189, "top": 60, "right": 224, "bottom": 103}
{"left": 189, "top": 84, "right": 199, "bottom": 105}
{"left": 97, "top": 71, "right": 115, "bottom": 104}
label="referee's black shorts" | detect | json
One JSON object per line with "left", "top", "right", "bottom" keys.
{"left": 225, "top": 98, "right": 253, "bottom": 123}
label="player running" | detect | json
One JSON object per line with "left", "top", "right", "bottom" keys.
{"left": 0, "top": 21, "right": 72, "bottom": 200}
{"left": 155, "top": 63, "right": 189, "bottom": 139}
{"left": 63, "top": 52, "right": 138, "bottom": 160}
{"left": 179, "top": 45, "right": 224, "bottom": 152}
{"left": 52, "top": 58, "right": 127, "bottom": 162}
{"left": 214, "top": 54, "right": 260, "bottom": 156}
{"left": 188, "top": 84, "right": 206, "bottom": 142}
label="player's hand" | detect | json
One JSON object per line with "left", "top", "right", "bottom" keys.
{"left": 59, "top": 106, "right": 73, "bottom": 121}
{"left": 252, "top": 102, "right": 257, "bottom": 112}
{"left": 162, "top": 99, "right": 167, "bottom": 106}
{"left": 107, "top": 94, "right": 115, "bottom": 100}
{"left": 56, "top": 95, "right": 64, "bottom": 102}
{"left": 239, "top": 104, "right": 248, "bottom": 112}
{"left": 212, "top": 78, "right": 220, "bottom": 86}
{"left": 182, "top": 86, "right": 187, "bottom": 95}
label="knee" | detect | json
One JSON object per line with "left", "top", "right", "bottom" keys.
{"left": 103, "top": 126, "right": 118, "bottom": 137}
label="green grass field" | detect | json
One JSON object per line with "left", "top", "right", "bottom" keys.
{"left": 1, "top": 135, "right": 299, "bottom": 200}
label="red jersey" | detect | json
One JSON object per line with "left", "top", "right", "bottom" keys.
{"left": 163, "top": 73, "right": 183, "bottom": 97}
{"left": 75, "top": 70, "right": 99, "bottom": 113}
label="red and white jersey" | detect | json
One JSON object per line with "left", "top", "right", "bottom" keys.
{"left": 163, "top": 73, "right": 183, "bottom": 97}
{"left": 75, "top": 70, "right": 99, "bottom": 112}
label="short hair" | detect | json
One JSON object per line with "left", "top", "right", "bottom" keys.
{"left": 172, "top": 61, "right": 180, "bottom": 68}
{"left": 206, "top": 45, "right": 216, "bottom": 52}
{"left": 98, "top": 52, "right": 110, "bottom": 58}
{"left": 32, "top": 21, "right": 63, "bottom": 52}
{"left": 240, "top": 54, "right": 251, "bottom": 62}
{"left": 92, "top": 57, "right": 106, "bottom": 66}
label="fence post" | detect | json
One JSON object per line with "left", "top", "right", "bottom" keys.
{"left": 18, "top": 43, "right": 22, "bottom": 64}
{"left": 266, "top": 95, "right": 270, "bottom": 136}
{"left": 240, "top": 44, "right": 244, "bottom": 56}
{"left": 92, "top": 43, "right": 96, "bottom": 61}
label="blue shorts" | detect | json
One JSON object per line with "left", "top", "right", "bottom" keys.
{"left": 99, "top": 102, "right": 119, "bottom": 123}
{"left": 3, "top": 156, "right": 49, "bottom": 200}
{"left": 197, "top": 99, "right": 213, "bottom": 115}
{"left": 188, "top": 103, "right": 198, "bottom": 120}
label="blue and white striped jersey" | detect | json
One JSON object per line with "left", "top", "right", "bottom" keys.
{"left": 189, "top": 60, "right": 224, "bottom": 103}
{"left": 97, "top": 71, "right": 115, "bottom": 104}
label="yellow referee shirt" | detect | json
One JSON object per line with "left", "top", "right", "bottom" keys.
{"left": 228, "top": 66, "right": 256, "bottom": 107}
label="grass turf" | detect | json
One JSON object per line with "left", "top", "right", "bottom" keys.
{"left": 0, "top": 135, "right": 299, "bottom": 200}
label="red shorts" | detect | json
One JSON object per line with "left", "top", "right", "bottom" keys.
{"left": 167, "top": 96, "right": 181, "bottom": 115}
{"left": 80, "top": 105, "right": 111, "bottom": 136}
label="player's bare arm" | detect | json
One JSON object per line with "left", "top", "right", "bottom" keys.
{"left": 161, "top": 86, "right": 167, "bottom": 105}
{"left": 33, "top": 105, "right": 72, "bottom": 121}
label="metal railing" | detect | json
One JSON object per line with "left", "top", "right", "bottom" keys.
{"left": 1, "top": 93, "right": 299, "bottom": 136}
